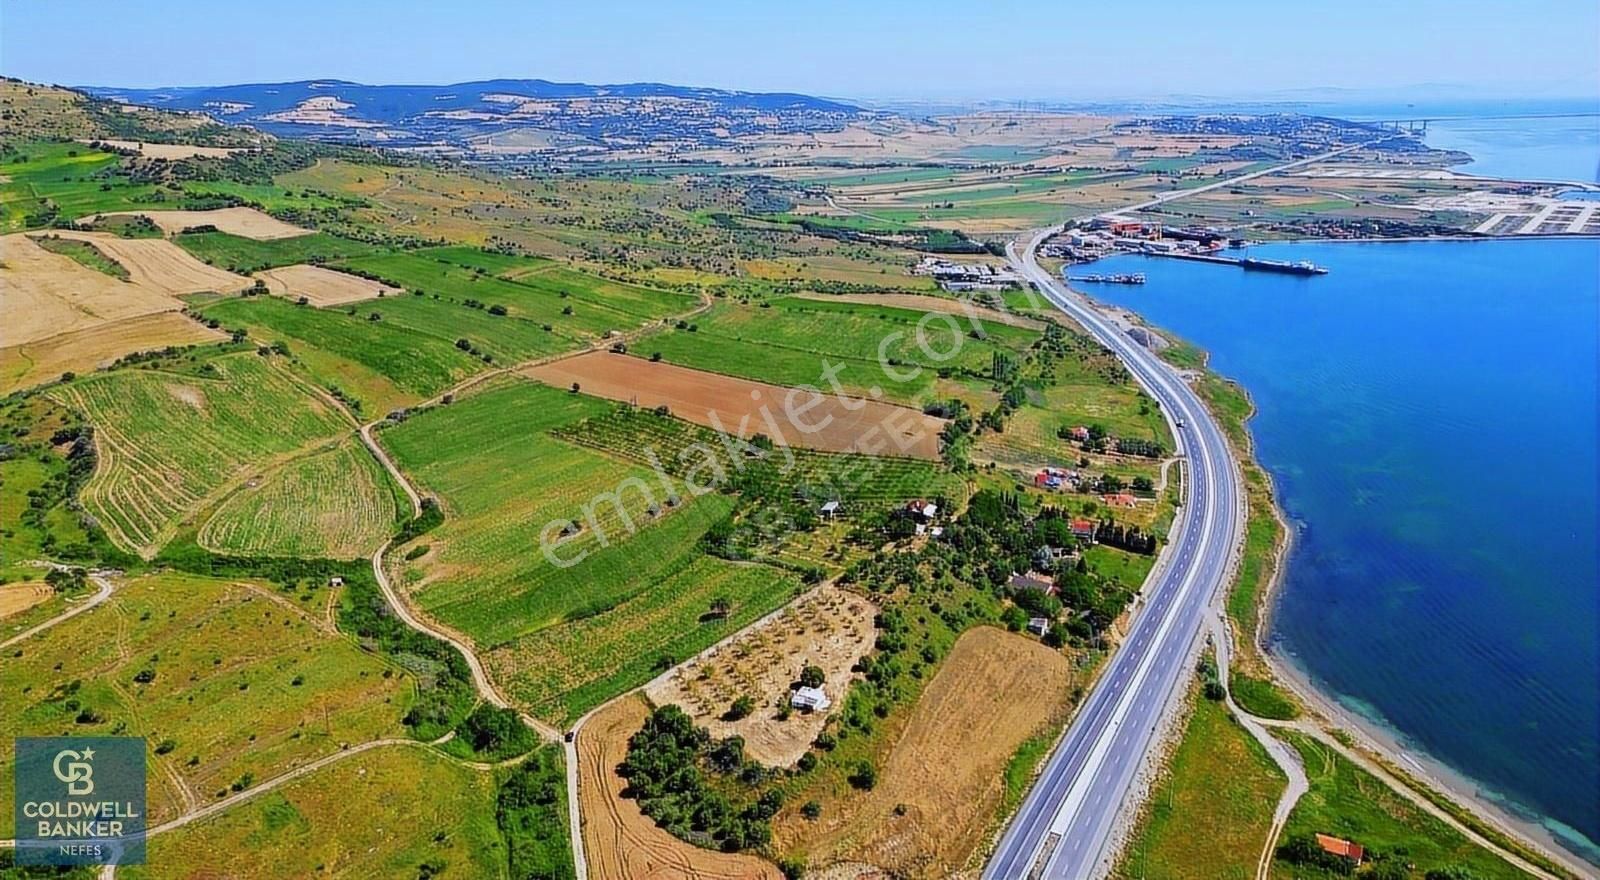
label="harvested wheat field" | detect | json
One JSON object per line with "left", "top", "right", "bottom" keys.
{"left": 0, "top": 582, "right": 52, "bottom": 620}
{"left": 579, "top": 695, "right": 783, "bottom": 880}
{"left": 781, "top": 626, "right": 1080, "bottom": 879}
{"left": 646, "top": 587, "right": 876, "bottom": 767}
{"left": 257, "top": 263, "right": 401, "bottom": 306}
{"left": 524, "top": 352, "right": 944, "bottom": 460}
{"left": 1, "top": 233, "right": 184, "bottom": 345}
{"left": 794, "top": 292, "right": 1045, "bottom": 330}
{"left": 1, "top": 311, "right": 226, "bottom": 394}
{"left": 47, "top": 231, "right": 253, "bottom": 295}
{"left": 88, "top": 206, "right": 310, "bottom": 240}
{"left": 85, "top": 139, "right": 247, "bottom": 160}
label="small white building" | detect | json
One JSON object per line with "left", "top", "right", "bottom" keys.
{"left": 819, "top": 500, "right": 841, "bottom": 518}
{"left": 791, "top": 686, "right": 832, "bottom": 712}
{"left": 329, "top": 576, "right": 344, "bottom": 587}
{"left": 1027, "top": 617, "right": 1050, "bottom": 637}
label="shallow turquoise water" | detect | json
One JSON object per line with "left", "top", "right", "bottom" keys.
{"left": 1084, "top": 239, "right": 1600, "bottom": 860}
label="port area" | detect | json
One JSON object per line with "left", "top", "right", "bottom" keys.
{"left": 1043, "top": 218, "right": 1329, "bottom": 276}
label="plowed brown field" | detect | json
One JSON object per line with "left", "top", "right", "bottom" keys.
{"left": 49, "top": 231, "right": 253, "bottom": 295}
{"left": 258, "top": 264, "right": 400, "bottom": 306}
{"left": 89, "top": 206, "right": 310, "bottom": 239}
{"left": 524, "top": 352, "right": 944, "bottom": 460}
{"left": 1, "top": 311, "right": 226, "bottom": 394}
{"left": 778, "top": 626, "right": 1080, "bottom": 878}
{"left": 578, "top": 695, "right": 783, "bottom": 880}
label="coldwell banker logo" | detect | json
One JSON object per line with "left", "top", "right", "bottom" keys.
{"left": 14, "top": 737, "right": 146, "bottom": 865}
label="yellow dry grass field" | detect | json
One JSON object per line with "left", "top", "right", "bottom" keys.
{"left": 0, "top": 311, "right": 227, "bottom": 394}
{"left": 646, "top": 588, "right": 877, "bottom": 767}
{"left": 579, "top": 695, "right": 784, "bottom": 880}
{"left": 83, "top": 139, "right": 247, "bottom": 160}
{"left": 523, "top": 352, "right": 945, "bottom": 460}
{"left": 46, "top": 230, "right": 254, "bottom": 295}
{"left": 0, "top": 582, "right": 51, "bottom": 620}
{"left": 258, "top": 263, "right": 401, "bottom": 306}
{"left": 89, "top": 206, "right": 311, "bottom": 240}
{"left": 1, "top": 233, "right": 182, "bottom": 345}
{"left": 793, "top": 292, "right": 1044, "bottom": 330}
{"left": 781, "top": 626, "right": 1079, "bottom": 878}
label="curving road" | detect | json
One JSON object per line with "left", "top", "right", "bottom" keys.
{"left": 985, "top": 229, "right": 1245, "bottom": 879}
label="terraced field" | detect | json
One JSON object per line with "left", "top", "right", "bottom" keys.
{"left": 0, "top": 572, "right": 411, "bottom": 826}
{"left": 634, "top": 296, "right": 1041, "bottom": 406}
{"left": 199, "top": 437, "right": 404, "bottom": 559}
{"left": 52, "top": 353, "right": 352, "bottom": 554}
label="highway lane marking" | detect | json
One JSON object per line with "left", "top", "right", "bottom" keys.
{"left": 988, "top": 236, "right": 1244, "bottom": 879}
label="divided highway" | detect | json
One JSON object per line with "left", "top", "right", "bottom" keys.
{"left": 985, "top": 230, "right": 1245, "bottom": 879}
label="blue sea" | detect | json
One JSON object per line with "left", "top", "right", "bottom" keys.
{"left": 1423, "top": 114, "right": 1600, "bottom": 184}
{"left": 1083, "top": 238, "right": 1600, "bottom": 861}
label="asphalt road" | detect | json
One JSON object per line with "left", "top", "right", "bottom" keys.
{"left": 984, "top": 230, "right": 1245, "bottom": 879}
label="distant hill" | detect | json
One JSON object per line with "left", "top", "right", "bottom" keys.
{"left": 0, "top": 77, "right": 264, "bottom": 146}
{"left": 81, "top": 78, "right": 872, "bottom": 153}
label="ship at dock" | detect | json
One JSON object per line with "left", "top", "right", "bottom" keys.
{"left": 1239, "top": 257, "right": 1329, "bottom": 275}
{"left": 1067, "top": 272, "right": 1146, "bottom": 285}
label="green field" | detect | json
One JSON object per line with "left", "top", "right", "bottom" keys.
{"left": 381, "top": 379, "right": 703, "bottom": 645}
{"left": 1114, "top": 686, "right": 1285, "bottom": 880}
{"left": 201, "top": 294, "right": 492, "bottom": 404}
{"left": 380, "top": 379, "right": 817, "bottom": 723}
{"left": 0, "top": 141, "right": 174, "bottom": 230}
{"left": 334, "top": 250, "right": 689, "bottom": 335}
{"left": 0, "top": 572, "right": 412, "bottom": 825}
{"left": 123, "top": 745, "right": 506, "bottom": 880}
{"left": 490, "top": 553, "right": 802, "bottom": 723}
{"left": 1271, "top": 732, "right": 1529, "bottom": 880}
{"left": 634, "top": 296, "right": 1041, "bottom": 406}
{"left": 53, "top": 353, "right": 353, "bottom": 554}
{"left": 552, "top": 404, "right": 963, "bottom": 507}
{"left": 198, "top": 436, "right": 405, "bottom": 559}
{"left": 176, "top": 230, "right": 386, "bottom": 272}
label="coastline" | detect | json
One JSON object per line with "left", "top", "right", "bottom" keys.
{"left": 1094, "top": 298, "right": 1599, "bottom": 878}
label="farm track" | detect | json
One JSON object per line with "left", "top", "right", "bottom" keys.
{"left": 0, "top": 569, "right": 115, "bottom": 651}
{"left": 337, "top": 286, "right": 717, "bottom": 880}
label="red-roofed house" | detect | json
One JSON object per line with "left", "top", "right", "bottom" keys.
{"left": 1070, "top": 519, "right": 1096, "bottom": 542}
{"left": 1314, "top": 834, "right": 1365, "bottom": 866}
{"left": 1103, "top": 493, "right": 1137, "bottom": 508}
{"left": 1068, "top": 425, "right": 1090, "bottom": 442}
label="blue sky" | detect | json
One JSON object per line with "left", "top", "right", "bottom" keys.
{"left": 2, "top": 0, "right": 1596, "bottom": 101}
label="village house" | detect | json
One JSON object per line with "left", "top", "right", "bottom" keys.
{"left": 819, "top": 500, "right": 840, "bottom": 518}
{"left": 1103, "top": 492, "right": 1138, "bottom": 509}
{"left": 790, "top": 686, "right": 831, "bottom": 712}
{"left": 906, "top": 499, "right": 938, "bottom": 521}
{"left": 1027, "top": 617, "right": 1051, "bottom": 637}
{"left": 1006, "top": 572, "right": 1056, "bottom": 594}
{"left": 1070, "top": 518, "right": 1097, "bottom": 542}
{"left": 1067, "top": 425, "right": 1091, "bottom": 442}
{"left": 1314, "top": 834, "right": 1365, "bottom": 866}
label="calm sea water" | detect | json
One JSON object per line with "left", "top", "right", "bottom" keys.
{"left": 1083, "top": 239, "right": 1600, "bottom": 860}
{"left": 1423, "top": 114, "right": 1600, "bottom": 183}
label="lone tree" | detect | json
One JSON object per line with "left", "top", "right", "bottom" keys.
{"left": 799, "top": 665, "right": 825, "bottom": 689}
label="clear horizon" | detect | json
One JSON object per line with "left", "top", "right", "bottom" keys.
{"left": 2, "top": 0, "right": 1596, "bottom": 101}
